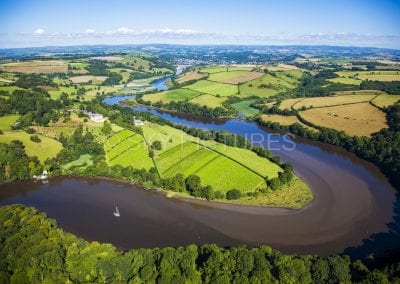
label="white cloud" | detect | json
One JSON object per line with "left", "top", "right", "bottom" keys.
{"left": 8, "top": 28, "right": 399, "bottom": 49}
{"left": 33, "top": 28, "right": 45, "bottom": 35}
{"left": 116, "top": 27, "right": 135, "bottom": 34}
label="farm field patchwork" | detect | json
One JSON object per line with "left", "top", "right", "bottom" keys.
{"left": 156, "top": 141, "right": 266, "bottom": 192}
{"left": 278, "top": 98, "right": 304, "bottom": 110}
{"left": 204, "top": 142, "right": 282, "bottom": 178}
{"left": 175, "top": 70, "right": 208, "bottom": 84}
{"left": 188, "top": 94, "right": 227, "bottom": 108}
{"left": 142, "top": 88, "right": 201, "bottom": 103}
{"left": 108, "top": 68, "right": 132, "bottom": 83}
{"left": 105, "top": 129, "right": 154, "bottom": 170}
{"left": 292, "top": 94, "right": 377, "bottom": 109}
{"left": 230, "top": 100, "right": 259, "bottom": 117}
{"left": 261, "top": 114, "right": 317, "bottom": 131}
{"left": 299, "top": 103, "right": 387, "bottom": 136}
{"left": 239, "top": 71, "right": 302, "bottom": 98}
{"left": 208, "top": 71, "right": 264, "bottom": 84}
{"left": 0, "top": 130, "right": 62, "bottom": 161}
{"left": 335, "top": 70, "right": 400, "bottom": 82}
{"left": 184, "top": 80, "right": 238, "bottom": 97}
{"left": 142, "top": 123, "right": 282, "bottom": 192}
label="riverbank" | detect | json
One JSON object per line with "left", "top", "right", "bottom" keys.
{"left": 0, "top": 175, "right": 397, "bottom": 257}
{"left": 165, "top": 176, "right": 313, "bottom": 210}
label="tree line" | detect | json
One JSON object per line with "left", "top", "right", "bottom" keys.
{"left": 0, "top": 204, "right": 399, "bottom": 283}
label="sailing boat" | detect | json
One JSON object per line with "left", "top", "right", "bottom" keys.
{"left": 113, "top": 206, "right": 120, "bottom": 217}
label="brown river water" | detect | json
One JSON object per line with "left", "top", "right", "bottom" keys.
{"left": 0, "top": 97, "right": 398, "bottom": 259}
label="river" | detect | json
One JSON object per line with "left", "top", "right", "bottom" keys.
{"left": 0, "top": 74, "right": 399, "bottom": 259}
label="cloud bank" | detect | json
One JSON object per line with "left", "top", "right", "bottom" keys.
{"left": 0, "top": 27, "right": 398, "bottom": 49}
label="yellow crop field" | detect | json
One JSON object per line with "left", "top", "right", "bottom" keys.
{"left": 176, "top": 70, "right": 207, "bottom": 84}
{"left": 278, "top": 98, "right": 303, "bottom": 110}
{"left": 299, "top": 103, "right": 387, "bottom": 136}
{"left": 292, "top": 94, "right": 376, "bottom": 109}
{"left": 261, "top": 114, "right": 317, "bottom": 131}
{"left": 0, "top": 60, "right": 68, "bottom": 73}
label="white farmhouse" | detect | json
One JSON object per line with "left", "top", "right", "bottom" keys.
{"left": 133, "top": 118, "right": 145, "bottom": 126}
{"left": 83, "top": 111, "right": 105, "bottom": 122}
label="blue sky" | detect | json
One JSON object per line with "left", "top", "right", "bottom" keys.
{"left": 0, "top": 0, "right": 399, "bottom": 48}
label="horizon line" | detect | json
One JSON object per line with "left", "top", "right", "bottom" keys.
{"left": 1, "top": 42, "right": 399, "bottom": 52}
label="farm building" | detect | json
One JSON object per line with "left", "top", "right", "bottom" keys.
{"left": 134, "top": 118, "right": 145, "bottom": 126}
{"left": 84, "top": 111, "right": 105, "bottom": 122}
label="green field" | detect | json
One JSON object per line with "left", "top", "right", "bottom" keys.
{"left": 199, "top": 65, "right": 255, "bottom": 73}
{"left": 0, "top": 115, "right": 19, "bottom": 131}
{"left": 199, "top": 66, "right": 228, "bottom": 73}
{"left": 0, "top": 131, "right": 62, "bottom": 161}
{"left": 208, "top": 70, "right": 251, "bottom": 82}
{"left": 141, "top": 123, "right": 282, "bottom": 193}
{"left": 189, "top": 94, "right": 227, "bottom": 108}
{"left": 156, "top": 141, "right": 265, "bottom": 192}
{"left": 105, "top": 129, "right": 154, "bottom": 170}
{"left": 142, "top": 88, "right": 201, "bottom": 103}
{"left": 239, "top": 71, "right": 302, "bottom": 98}
{"left": 184, "top": 80, "right": 238, "bottom": 97}
{"left": 195, "top": 155, "right": 264, "bottom": 192}
{"left": 62, "top": 154, "right": 93, "bottom": 170}
{"left": 371, "top": 94, "right": 400, "bottom": 108}
{"left": 230, "top": 100, "right": 259, "bottom": 117}
{"left": 48, "top": 86, "right": 77, "bottom": 99}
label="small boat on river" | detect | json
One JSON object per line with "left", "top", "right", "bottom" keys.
{"left": 113, "top": 206, "right": 120, "bottom": 217}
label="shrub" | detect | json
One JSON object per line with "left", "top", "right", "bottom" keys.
{"left": 26, "top": 128, "right": 36, "bottom": 134}
{"left": 30, "top": 135, "right": 41, "bottom": 143}
{"left": 268, "top": 178, "right": 281, "bottom": 190}
{"left": 226, "top": 189, "right": 241, "bottom": 200}
{"left": 151, "top": 140, "right": 162, "bottom": 150}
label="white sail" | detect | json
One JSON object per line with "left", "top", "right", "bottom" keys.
{"left": 113, "top": 206, "right": 120, "bottom": 217}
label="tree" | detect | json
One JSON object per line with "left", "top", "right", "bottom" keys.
{"left": 101, "top": 121, "right": 112, "bottom": 137}
{"left": 151, "top": 140, "right": 162, "bottom": 150}
{"left": 268, "top": 178, "right": 281, "bottom": 190}
{"left": 202, "top": 185, "right": 214, "bottom": 200}
{"left": 226, "top": 189, "right": 241, "bottom": 200}
{"left": 185, "top": 175, "right": 202, "bottom": 195}
{"left": 30, "top": 135, "right": 41, "bottom": 143}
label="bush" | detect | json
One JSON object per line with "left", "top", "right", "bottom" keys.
{"left": 226, "top": 189, "right": 241, "bottom": 200}
{"left": 151, "top": 140, "right": 162, "bottom": 150}
{"left": 30, "top": 135, "right": 41, "bottom": 143}
{"left": 202, "top": 185, "right": 214, "bottom": 200}
{"left": 268, "top": 178, "right": 281, "bottom": 190}
{"left": 26, "top": 128, "right": 36, "bottom": 134}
